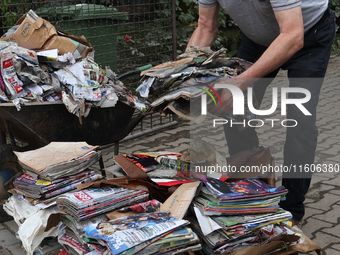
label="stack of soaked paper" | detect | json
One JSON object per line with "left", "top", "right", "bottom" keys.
{"left": 195, "top": 177, "right": 288, "bottom": 216}
{"left": 14, "top": 142, "right": 101, "bottom": 181}
{"left": 83, "top": 212, "right": 195, "bottom": 255}
{"left": 57, "top": 186, "right": 149, "bottom": 222}
{"left": 13, "top": 171, "right": 102, "bottom": 199}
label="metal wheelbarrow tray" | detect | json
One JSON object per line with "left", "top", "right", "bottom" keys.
{"left": 0, "top": 100, "right": 140, "bottom": 149}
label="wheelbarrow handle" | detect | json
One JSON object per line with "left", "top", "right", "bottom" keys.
{"left": 117, "top": 64, "right": 153, "bottom": 80}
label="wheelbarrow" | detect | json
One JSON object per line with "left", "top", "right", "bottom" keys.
{"left": 0, "top": 64, "right": 154, "bottom": 152}
{"left": 0, "top": 99, "right": 146, "bottom": 181}
{"left": 0, "top": 100, "right": 145, "bottom": 153}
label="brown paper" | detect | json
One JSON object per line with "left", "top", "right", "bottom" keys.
{"left": 114, "top": 154, "right": 151, "bottom": 181}
{"left": 0, "top": 12, "right": 93, "bottom": 58}
{"left": 227, "top": 146, "right": 276, "bottom": 186}
{"left": 226, "top": 235, "right": 300, "bottom": 255}
{"left": 106, "top": 210, "right": 136, "bottom": 220}
{"left": 45, "top": 213, "right": 60, "bottom": 232}
{"left": 0, "top": 14, "right": 57, "bottom": 50}
{"left": 41, "top": 31, "right": 93, "bottom": 58}
{"left": 160, "top": 181, "right": 201, "bottom": 220}
{"left": 271, "top": 231, "right": 322, "bottom": 255}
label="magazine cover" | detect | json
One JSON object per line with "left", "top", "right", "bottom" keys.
{"left": 201, "top": 176, "right": 287, "bottom": 199}
{"left": 83, "top": 212, "right": 188, "bottom": 255}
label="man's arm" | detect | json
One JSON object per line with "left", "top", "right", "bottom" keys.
{"left": 187, "top": 4, "right": 220, "bottom": 47}
{"left": 237, "top": 6, "right": 304, "bottom": 81}
{"left": 210, "top": 6, "right": 304, "bottom": 114}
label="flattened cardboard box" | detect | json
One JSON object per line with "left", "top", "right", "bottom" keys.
{"left": 0, "top": 11, "right": 93, "bottom": 58}
{"left": 0, "top": 12, "right": 57, "bottom": 50}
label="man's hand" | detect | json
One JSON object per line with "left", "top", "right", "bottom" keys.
{"left": 209, "top": 78, "right": 254, "bottom": 114}
{"left": 209, "top": 87, "right": 234, "bottom": 114}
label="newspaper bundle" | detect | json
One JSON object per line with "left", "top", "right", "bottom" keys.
{"left": 14, "top": 142, "right": 101, "bottom": 180}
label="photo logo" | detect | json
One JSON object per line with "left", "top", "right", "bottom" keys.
{"left": 200, "top": 84, "right": 312, "bottom": 116}
{"left": 198, "top": 83, "right": 223, "bottom": 108}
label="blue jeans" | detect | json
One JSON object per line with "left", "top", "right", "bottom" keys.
{"left": 223, "top": 8, "right": 335, "bottom": 220}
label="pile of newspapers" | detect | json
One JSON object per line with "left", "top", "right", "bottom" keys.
{"left": 4, "top": 142, "right": 106, "bottom": 255}
{"left": 14, "top": 142, "right": 101, "bottom": 181}
{"left": 134, "top": 47, "right": 254, "bottom": 123}
{"left": 12, "top": 142, "right": 103, "bottom": 201}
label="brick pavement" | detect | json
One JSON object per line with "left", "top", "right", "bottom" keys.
{"left": 1, "top": 54, "right": 340, "bottom": 254}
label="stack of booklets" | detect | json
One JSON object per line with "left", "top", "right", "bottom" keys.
{"left": 57, "top": 186, "right": 149, "bottom": 222}
{"left": 82, "top": 212, "right": 201, "bottom": 255}
{"left": 13, "top": 171, "right": 102, "bottom": 199}
{"left": 195, "top": 177, "right": 288, "bottom": 215}
{"left": 14, "top": 142, "right": 101, "bottom": 181}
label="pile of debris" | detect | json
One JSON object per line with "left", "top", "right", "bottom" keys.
{"left": 0, "top": 14, "right": 324, "bottom": 254}
{"left": 0, "top": 10, "right": 146, "bottom": 120}
{"left": 135, "top": 47, "right": 255, "bottom": 124}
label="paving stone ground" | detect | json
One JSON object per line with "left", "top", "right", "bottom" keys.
{"left": 1, "top": 54, "right": 340, "bottom": 254}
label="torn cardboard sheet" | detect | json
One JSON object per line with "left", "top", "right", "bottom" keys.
{"left": 160, "top": 181, "right": 201, "bottom": 220}
{"left": 14, "top": 142, "right": 100, "bottom": 180}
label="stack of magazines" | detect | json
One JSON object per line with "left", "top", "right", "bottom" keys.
{"left": 191, "top": 177, "right": 296, "bottom": 254}
{"left": 57, "top": 186, "right": 149, "bottom": 222}
{"left": 195, "top": 177, "right": 288, "bottom": 215}
{"left": 82, "top": 212, "right": 201, "bottom": 255}
{"left": 60, "top": 214, "right": 109, "bottom": 248}
{"left": 13, "top": 171, "right": 102, "bottom": 199}
{"left": 14, "top": 142, "right": 101, "bottom": 180}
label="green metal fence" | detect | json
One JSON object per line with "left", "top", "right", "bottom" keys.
{"left": 0, "top": 0, "right": 176, "bottom": 79}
